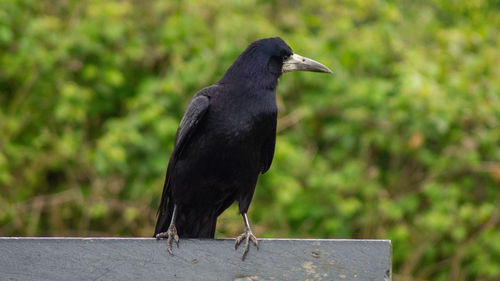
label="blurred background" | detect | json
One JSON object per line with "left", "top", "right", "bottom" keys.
{"left": 1, "top": 0, "right": 500, "bottom": 280}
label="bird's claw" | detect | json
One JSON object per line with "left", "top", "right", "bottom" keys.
{"left": 235, "top": 228, "right": 259, "bottom": 261}
{"left": 156, "top": 225, "right": 179, "bottom": 255}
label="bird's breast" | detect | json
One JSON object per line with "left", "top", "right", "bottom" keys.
{"left": 222, "top": 110, "right": 274, "bottom": 144}
{"left": 212, "top": 92, "right": 276, "bottom": 141}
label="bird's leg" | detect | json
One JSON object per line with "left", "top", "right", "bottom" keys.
{"left": 155, "top": 204, "right": 179, "bottom": 255}
{"left": 235, "top": 213, "right": 259, "bottom": 261}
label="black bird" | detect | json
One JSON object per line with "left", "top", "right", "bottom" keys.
{"left": 154, "top": 37, "right": 331, "bottom": 260}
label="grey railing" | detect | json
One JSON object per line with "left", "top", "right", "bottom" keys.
{"left": 0, "top": 237, "right": 391, "bottom": 281}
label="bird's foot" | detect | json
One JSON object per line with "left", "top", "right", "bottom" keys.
{"left": 235, "top": 227, "right": 259, "bottom": 261}
{"left": 155, "top": 224, "right": 179, "bottom": 255}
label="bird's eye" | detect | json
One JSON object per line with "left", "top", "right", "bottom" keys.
{"left": 279, "top": 50, "right": 291, "bottom": 61}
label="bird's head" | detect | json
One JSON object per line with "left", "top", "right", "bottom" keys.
{"left": 219, "top": 37, "right": 332, "bottom": 88}
{"left": 256, "top": 37, "right": 332, "bottom": 75}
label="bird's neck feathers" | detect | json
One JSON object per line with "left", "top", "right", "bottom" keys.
{"left": 218, "top": 45, "right": 281, "bottom": 91}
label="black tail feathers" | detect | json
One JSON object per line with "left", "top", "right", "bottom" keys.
{"left": 154, "top": 200, "right": 217, "bottom": 238}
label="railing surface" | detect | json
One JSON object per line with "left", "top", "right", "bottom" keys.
{"left": 0, "top": 237, "right": 391, "bottom": 281}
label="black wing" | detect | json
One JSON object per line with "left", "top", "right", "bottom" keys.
{"left": 155, "top": 93, "right": 210, "bottom": 234}
{"left": 260, "top": 112, "right": 277, "bottom": 174}
{"left": 173, "top": 94, "right": 210, "bottom": 155}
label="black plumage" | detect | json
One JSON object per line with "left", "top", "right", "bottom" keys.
{"left": 154, "top": 37, "right": 331, "bottom": 260}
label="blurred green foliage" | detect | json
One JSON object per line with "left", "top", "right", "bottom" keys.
{"left": 1, "top": 0, "right": 500, "bottom": 280}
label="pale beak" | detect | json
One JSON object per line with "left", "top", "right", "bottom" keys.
{"left": 282, "top": 53, "right": 332, "bottom": 74}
